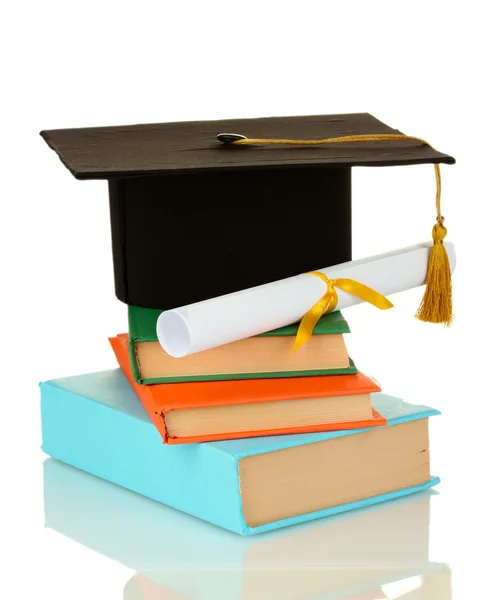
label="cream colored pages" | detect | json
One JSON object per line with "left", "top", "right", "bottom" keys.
{"left": 165, "top": 394, "right": 372, "bottom": 437}
{"left": 137, "top": 334, "right": 349, "bottom": 379}
{"left": 239, "top": 419, "right": 430, "bottom": 527}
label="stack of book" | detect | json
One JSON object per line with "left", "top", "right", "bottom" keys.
{"left": 41, "top": 319, "right": 440, "bottom": 535}
{"left": 112, "top": 305, "right": 385, "bottom": 443}
{"left": 39, "top": 112, "right": 451, "bottom": 537}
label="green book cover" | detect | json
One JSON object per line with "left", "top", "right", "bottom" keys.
{"left": 128, "top": 306, "right": 355, "bottom": 384}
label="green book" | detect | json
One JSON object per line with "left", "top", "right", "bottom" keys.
{"left": 128, "top": 306, "right": 356, "bottom": 384}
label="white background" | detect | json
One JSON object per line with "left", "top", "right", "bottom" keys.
{"left": 1, "top": 1, "right": 489, "bottom": 598}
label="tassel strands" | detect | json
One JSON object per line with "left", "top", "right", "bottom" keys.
{"left": 415, "top": 164, "right": 453, "bottom": 325}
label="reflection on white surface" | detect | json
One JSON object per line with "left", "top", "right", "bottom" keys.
{"left": 43, "top": 459, "right": 451, "bottom": 599}
{"left": 126, "top": 568, "right": 451, "bottom": 599}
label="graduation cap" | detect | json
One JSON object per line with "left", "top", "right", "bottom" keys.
{"left": 40, "top": 113, "right": 455, "bottom": 324}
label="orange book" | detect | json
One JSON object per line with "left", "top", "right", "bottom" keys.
{"left": 110, "top": 334, "right": 386, "bottom": 444}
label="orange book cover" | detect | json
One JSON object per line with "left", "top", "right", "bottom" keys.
{"left": 110, "top": 334, "right": 386, "bottom": 444}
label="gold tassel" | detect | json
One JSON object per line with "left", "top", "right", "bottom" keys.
{"left": 415, "top": 218, "right": 453, "bottom": 325}
{"left": 415, "top": 164, "right": 453, "bottom": 325}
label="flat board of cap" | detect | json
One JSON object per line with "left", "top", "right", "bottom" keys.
{"left": 40, "top": 113, "right": 455, "bottom": 180}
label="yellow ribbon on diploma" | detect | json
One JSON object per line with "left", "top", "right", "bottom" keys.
{"left": 292, "top": 271, "right": 395, "bottom": 353}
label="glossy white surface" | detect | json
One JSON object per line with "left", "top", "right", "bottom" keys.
{"left": 2, "top": 1, "right": 489, "bottom": 598}
{"left": 47, "top": 458, "right": 455, "bottom": 599}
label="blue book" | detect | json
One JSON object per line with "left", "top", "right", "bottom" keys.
{"left": 40, "top": 369, "right": 440, "bottom": 536}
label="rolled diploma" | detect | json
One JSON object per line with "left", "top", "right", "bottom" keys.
{"left": 157, "top": 241, "right": 456, "bottom": 358}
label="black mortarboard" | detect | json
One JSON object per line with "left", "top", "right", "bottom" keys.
{"left": 41, "top": 113, "right": 455, "bottom": 314}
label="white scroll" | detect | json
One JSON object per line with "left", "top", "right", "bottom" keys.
{"left": 157, "top": 241, "right": 456, "bottom": 358}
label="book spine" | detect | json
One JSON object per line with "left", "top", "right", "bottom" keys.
{"left": 127, "top": 306, "right": 143, "bottom": 384}
{"left": 40, "top": 382, "right": 247, "bottom": 535}
{"left": 128, "top": 336, "right": 143, "bottom": 385}
{"left": 110, "top": 336, "right": 167, "bottom": 439}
